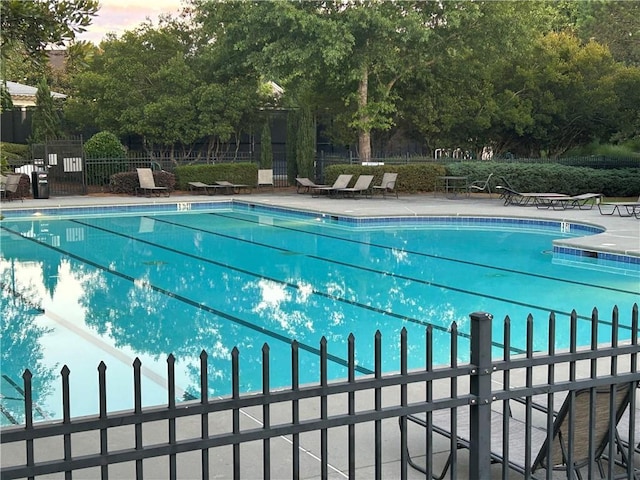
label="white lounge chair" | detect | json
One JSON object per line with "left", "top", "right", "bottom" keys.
{"left": 257, "top": 169, "right": 274, "bottom": 190}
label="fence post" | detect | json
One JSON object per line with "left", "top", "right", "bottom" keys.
{"left": 468, "top": 311, "right": 494, "bottom": 479}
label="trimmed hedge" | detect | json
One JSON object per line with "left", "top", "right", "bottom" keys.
{"left": 109, "top": 170, "right": 176, "bottom": 195}
{"left": 174, "top": 163, "right": 258, "bottom": 190}
{"left": 323, "top": 162, "right": 639, "bottom": 196}
{"left": 445, "top": 162, "right": 640, "bottom": 197}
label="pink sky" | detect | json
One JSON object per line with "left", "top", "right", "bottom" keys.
{"left": 76, "top": 0, "right": 185, "bottom": 44}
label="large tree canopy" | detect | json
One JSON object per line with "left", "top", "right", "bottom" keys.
{"left": 0, "top": 0, "right": 98, "bottom": 60}
{"left": 194, "top": 0, "right": 450, "bottom": 161}
{"left": 58, "top": 0, "right": 639, "bottom": 159}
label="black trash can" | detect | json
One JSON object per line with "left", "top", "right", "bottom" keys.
{"left": 32, "top": 171, "right": 50, "bottom": 199}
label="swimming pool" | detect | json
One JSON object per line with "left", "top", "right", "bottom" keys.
{"left": 1, "top": 202, "right": 638, "bottom": 424}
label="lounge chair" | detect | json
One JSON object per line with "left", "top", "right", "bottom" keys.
{"left": 469, "top": 173, "right": 493, "bottom": 197}
{"left": 257, "top": 169, "right": 274, "bottom": 190}
{"left": 136, "top": 168, "right": 170, "bottom": 197}
{"left": 336, "top": 174, "right": 374, "bottom": 198}
{"left": 598, "top": 195, "right": 640, "bottom": 218}
{"left": 1, "top": 173, "right": 23, "bottom": 202}
{"left": 535, "top": 192, "right": 603, "bottom": 210}
{"left": 496, "top": 176, "right": 517, "bottom": 201}
{"left": 402, "top": 383, "right": 634, "bottom": 480}
{"left": 513, "top": 384, "right": 640, "bottom": 474}
{"left": 295, "top": 177, "right": 328, "bottom": 194}
{"left": 187, "top": 181, "right": 228, "bottom": 195}
{"left": 311, "top": 174, "right": 353, "bottom": 197}
{"left": 494, "top": 185, "right": 568, "bottom": 206}
{"left": 215, "top": 180, "right": 251, "bottom": 194}
{"left": 372, "top": 172, "right": 398, "bottom": 198}
{"left": 1, "top": 173, "right": 24, "bottom": 202}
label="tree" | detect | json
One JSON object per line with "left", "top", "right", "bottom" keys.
{"left": 0, "top": 0, "right": 98, "bottom": 62}
{"left": 65, "top": 17, "right": 264, "bottom": 159}
{"left": 31, "top": 77, "right": 62, "bottom": 143}
{"left": 260, "top": 119, "right": 273, "bottom": 169}
{"left": 193, "top": 1, "right": 445, "bottom": 161}
{"left": 496, "top": 33, "right": 623, "bottom": 157}
{"left": 576, "top": 1, "right": 640, "bottom": 67}
{"left": 296, "top": 106, "right": 315, "bottom": 179}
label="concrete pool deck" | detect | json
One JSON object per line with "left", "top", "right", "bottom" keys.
{"left": 1, "top": 190, "right": 638, "bottom": 479}
{"left": 1, "top": 189, "right": 639, "bottom": 260}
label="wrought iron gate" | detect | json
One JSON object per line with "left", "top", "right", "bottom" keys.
{"left": 31, "top": 138, "right": 86, "bottom": 196}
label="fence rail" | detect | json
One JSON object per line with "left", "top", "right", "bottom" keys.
{"left": 1, "top": 304, "right": 638, "bottom": 479}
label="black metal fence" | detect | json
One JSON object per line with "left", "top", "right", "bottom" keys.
{"left": 1, "top": 305, "right": 638, "bottom": 479}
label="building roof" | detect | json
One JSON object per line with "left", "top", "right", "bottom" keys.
{"left": 5, "top": 80, "right": 66, "bottom": 108}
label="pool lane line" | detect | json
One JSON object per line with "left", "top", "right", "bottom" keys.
{"left": 140, "top": 216, "right": 631, "bottom": 331}
{"left": 68, "top": 218, "right": 528, "bottom": 356}
{"left": 0, "top": 225, "right": 377, "bottom": 376}
{"left": 211, "top": 211, "right": 633, "bottom": 296}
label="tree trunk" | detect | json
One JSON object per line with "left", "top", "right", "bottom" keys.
{"left": 357, "top": 67, "right": 371, "bottom": 163}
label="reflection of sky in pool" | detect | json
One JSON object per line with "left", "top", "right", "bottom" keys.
{"left": 1, "top": 208, "right": 638, "bottom": 424}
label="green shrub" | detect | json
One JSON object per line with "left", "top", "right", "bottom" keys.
{"left": 174, "top": 163, "right": 258, "bottom": 190}
{"left": 445, "top": 162, "right": 640, "bottom": 197}
{"left": 84, "top": 132, "right": 126, "bottom": 158}
{"left": 109, "top": 170, "right": 175, "bottom": 195}
{"left": 1, "top": 142, "right": 29, "bottom": 165}
{"left": 85, "top": 132, "right": 127, "bottom": 186}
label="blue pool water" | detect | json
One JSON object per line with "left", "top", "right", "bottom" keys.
{"left": 1, "top": 204, "right": 638, "bottom": 424}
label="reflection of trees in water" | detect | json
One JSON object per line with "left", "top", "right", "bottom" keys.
{"left": 0, "top": 262, "right": 56, "bottom": 426}
{"left": 70, "top": 230, "right": 472, "bottom": 397}
{"left": 75, "top": 257, "right": 233, "bottom": 396}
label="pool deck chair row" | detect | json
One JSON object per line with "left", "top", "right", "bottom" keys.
{"left": 303, "top": 173, "right": 398, "bottom": 198}
{"left": 188, "top": 180, "right": 251, "bottom": 195}
{"left": 402, "top": 383, "right": 635, "bottom": 480}
{"left": 136, "top": 168, "right": 170, "bottom": 197}
{"left": 598, "top": 195, "right": 640, "bottom": 218}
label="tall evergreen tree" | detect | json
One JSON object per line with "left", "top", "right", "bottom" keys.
{"left": 260, "top": 118, "right": 273, "bottom": 169}
{"left": 296, "top": 106, "right": 315, "bottom": 179}
{"left": 31, "top": 77, "right": 62, "bottom": 143}
{"left": 286, "top": 109, "right": 298, "bottom": 183}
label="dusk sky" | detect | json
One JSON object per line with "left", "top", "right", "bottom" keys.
{"left": 76, "top": 0, "right": 185, "bottom": 44}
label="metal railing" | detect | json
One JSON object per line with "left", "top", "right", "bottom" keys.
{"left": 1, "top": 305, "right": 638, "bottom": 479}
